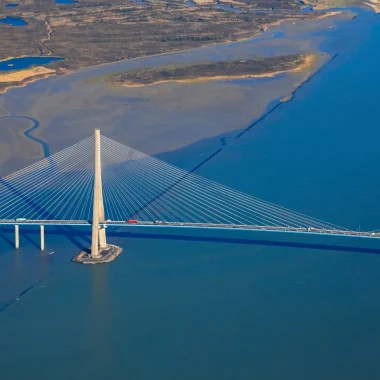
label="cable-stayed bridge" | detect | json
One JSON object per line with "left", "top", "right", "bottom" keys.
{"left": 0, "top": 129, "right": 378, "bottom": 261}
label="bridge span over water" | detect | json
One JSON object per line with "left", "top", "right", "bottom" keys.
{"left": 0, "top": 220, "right": 379, "bottom": 240}
{"left": 0, "top": 129, "right": 378, "bottom": 260}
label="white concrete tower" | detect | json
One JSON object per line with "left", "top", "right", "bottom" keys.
{"left": 91, "top": 129, "right": 106, "bottom": 258}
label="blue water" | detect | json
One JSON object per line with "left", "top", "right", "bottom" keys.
{"left": 0, "top": 16, "right": 27, "bottom": 26}
{"left": 301, "top": 5, "right": 313, "bottom": 13}
{"left": 55, "top": 0, "right": 77, "bottom": 4}
{"left": 1, "top": 8, "right": 380, "bottom": 380}
{"left": 5, "top": 3, "right": 19, "bottom": 8}
{"left": 0, "top": 57, "right": 63, "bottom": 72}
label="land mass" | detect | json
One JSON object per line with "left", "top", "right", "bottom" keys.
{"left": 0, "top": 6, "right": 357, "bottom": 177}
{"left": 105, "top": 54, "right": 317, "bottom": 87}
{"left": 0, "top": 0, "right": 343, "bottom": 94}
{"left": 311, "top": 0, "right": 380, "bottom": 13}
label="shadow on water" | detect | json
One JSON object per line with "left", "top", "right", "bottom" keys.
{"left": 156, "top": 54, "right": 339, "bottom": 170}
{"left": 0, "top": 232, "right": 14, "bottom": 249}
{"left": 0, "top": 177, "right": 53, "bottom": 218}
{"left": 20, "top": 232, "right": 40, "bottom": 250}
{"left": 1, "top": 227, "right": 380, "bottom": 256}
{"left": 0, "top": 276, "right": 52, "bottom": 314}
{"left": 109, "top": 231, "right": 380, "bottom": 256}
{"left": 0, "top": 175, "right": 91, "bottom": 250}
{"left": 128, "top": 148, "right": 223, "bottom": 218}
{"left": 1, "top": 226, "right": 379, "bottom": 314}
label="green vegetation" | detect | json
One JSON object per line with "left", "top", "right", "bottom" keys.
{"left": 106, "top": 55, "right": 310, "bottom": 86}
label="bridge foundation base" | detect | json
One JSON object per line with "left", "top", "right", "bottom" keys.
{"left": 73, "top": 244, "right": 122, "bottom": 264}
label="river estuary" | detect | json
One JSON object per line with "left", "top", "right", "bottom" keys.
{"left": 0, "top": 7, "right": 380, "bottom": 380}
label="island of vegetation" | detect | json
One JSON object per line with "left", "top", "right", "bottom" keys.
{"left": 104, "top": 54, "right": 317, "bottom": 87}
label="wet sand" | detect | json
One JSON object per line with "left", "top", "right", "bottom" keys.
{"left": 0, "top": 67, "right": 56, "bottom": 94}
{"left": 0, "top": 10, "right": 355, "bottom": 176}
{"left": 0, "top": 117, "right": 43, "bottom": 176}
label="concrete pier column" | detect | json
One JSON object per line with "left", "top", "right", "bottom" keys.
{"left": 99, "top": 226, "right": 106, "bottom": 248}
{"left": 15, "top": 225, "right": 19, "bottom": 249}
{"left": 40, "top": 225, "right": 45, "bottom": 251}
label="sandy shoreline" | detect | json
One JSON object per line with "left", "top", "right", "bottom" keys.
{"left": 365, "top": 0, "right": 380, "bottom": 12}
{"left": 0, "top": 66, "right": 56, "bottom": 83}
{"left": 0, "top": 67, "right": 56, "bottom": 94}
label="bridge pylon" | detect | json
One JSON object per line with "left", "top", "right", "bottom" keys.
{"left": 74, "top": 129, "right": 122, "bottom": 264}
{"left": 91, "top": 128, "right": 106, "bottom": 258}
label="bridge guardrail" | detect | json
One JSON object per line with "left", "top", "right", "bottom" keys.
{"left": 0, "top": 219, "right": 379, "bottom": 239}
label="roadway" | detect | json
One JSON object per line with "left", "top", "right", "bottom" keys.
{"left": 0, "top": 219, "right": 379, "bottom": 239}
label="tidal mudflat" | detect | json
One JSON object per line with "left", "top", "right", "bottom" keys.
{"left": 0, "top": 10, "right": 352, "bottom": 175}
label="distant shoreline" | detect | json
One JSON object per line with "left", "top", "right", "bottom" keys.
{"left": 0, "top": 9, "right": 349, "bottom": 94}
{"left": 0, "top": 4, "right": 364, "bottom": 177}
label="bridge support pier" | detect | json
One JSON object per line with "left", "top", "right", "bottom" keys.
{"left": 73, "top": 128, "right": 122, "bottom": 264}
{"left": 99, "top": 227, "right": 106, "bottom": 248}
{"left": 15, "top": 225, "right": 19, "bottom": 249}
{"left": 40, "top": 225, "right": 45, "bottom": 251}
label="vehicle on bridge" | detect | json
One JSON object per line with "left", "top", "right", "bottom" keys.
{"left": 15, "top": 218, "right": 27, "bottom": 222}
{"left": 127, "top": 219, "right": 138, "bottom": 224}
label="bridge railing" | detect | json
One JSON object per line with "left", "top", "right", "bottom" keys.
{"left": 0, "top": 219, "right": 379, "bottom": 238}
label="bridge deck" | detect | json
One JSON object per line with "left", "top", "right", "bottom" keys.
{"left": 0, "top": 220, "right": 379, "bottom": 239}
